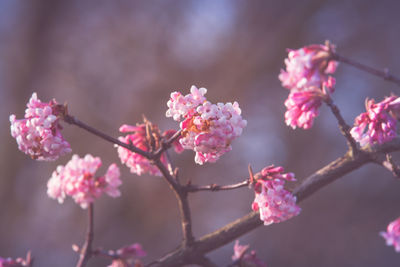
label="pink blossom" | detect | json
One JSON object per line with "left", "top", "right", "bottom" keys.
{"left": 166, "top": 85, "right": 207, "bottom": 121}
{"left": 9, "top": 92, "right": 71, "bottom": 161}
{"left": 279, "top": 43, "right": 338, "bottom": 91}
{"left": 232, "top": 240, "right": 267, "bottom": 267}
{"left": 380, "top": 216, "right": 400, "bottom": 252}
{"left": 284, "top": 88, "right": 324, "bottom": 129}
{"left": 252, "top": 165, "right": 300, "bottom": 225}
{"left": 350, "top": 96, "right": 400, "bottom": 146}
{"left": 116, "top": 121, "right": 179, "bottom": 176}
{"left": 166, "top": 85, "right": 247, "bottom": 164}
{"left": 108, "top": 243, "right": 146, "bottom": 267}
{"left": 47, "top": 154, "right": 122, "bottom": 209}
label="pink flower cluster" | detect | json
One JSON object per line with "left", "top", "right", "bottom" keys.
{"left": 280, "top": 43, "right": 338, "bottom": 129}
{"left": 284, "top": 90, "right": 324, "bottom": 130}
{"left": 9, "top": 93, "right": 71, "bottom": 160}
{"left": 108, "top": 243, "right": 146, "bottom": 267}
{"left": 166, "top": 85, "right": 247, "bottom": 164}
{"left": 232, "top": 240, "right": 267, "bottom": 267}
{"left": 380, "top": 216, "right": 400, "bottom": 252}
{"left": 279, "top": 43, "right": 337, "bottom": 91}
{"left": 117, "top": 123, "right": 182, "bottom": 176}
{"left": 47, "top": 154, "right": 121, "bottom": 209}
{"left": 252, "top": 165, "right": 300, "bottom": 225}
{"left": 350, "top": 96, "right": 400, "bottom": 146}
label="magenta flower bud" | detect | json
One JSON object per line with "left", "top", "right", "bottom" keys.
{"left": 116, "top": 121, "right": 177, "bottom": 176}
{"left": 284, "top": 89, "right": 324, "bottom": 129}
{"left": 232, "top": 240, "right": 267, "bottom": 267}
{"left": 252, "top": 165, "right": 300, "bottom": 225}
{"left": 350, "top": 95, "right": 400, "bottom": 146}
{"left": 279, "top": 42, "right": 338, "bottom": 91}
{"left": 380, "top": 216, "right": 400, "bottom": 252}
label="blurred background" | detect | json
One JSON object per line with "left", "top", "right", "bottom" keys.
{"left": 1, "top": 0, "right": 400, "bottom": 266}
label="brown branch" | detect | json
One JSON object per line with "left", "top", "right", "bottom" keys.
{"left": 324, "top": 97, "right": 358, "bottom": 154}
{"left": 148, "top": 138, "right": 400, "bottom": 267}
{"left": 63, "top": 114, "right": 151, "bottom": 158}
{"left": 332, "top": 53, "right": 400, "bottom": 87}
{"left": 154, "top": 159, "right": 195, "bottom": 247}
{"left": 76, "top": 204, "right": 94, "bottom": 267}
{"left": 185, "top": 180, "right": 250, "bottom": 193}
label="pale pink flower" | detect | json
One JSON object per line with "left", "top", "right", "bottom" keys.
{"left": 166, "top": 86, "right": 247, "bottom": 164}
{"left": 166, "top": 85, "right": 207, "bottom": 121}
{"left": 252, "top": 165, "right": 300, "bottom": 225}
{"left": 279, "top": 43, "right": 338, "bottom": 91}
{"left": 284, "top": 88, "right": 324, "bottom": 129}
{"left": 108, "top": 243, "right": 146, "bottom": 267}
{"left": 116, "top": 121, "right": 180, "bottom": 176}
{"left": 232, "top": 240, "right": 267, "bottom": 267}
{"left": 350, "top": 96, "right": 400, "bottom": 146}
{"left": 47, "top": 154, "right": 122, "bottom": 209}
{"left": 380, "top": 216, "right": 400, "bottom": 252}
{"left": 9, "top": 92, "right": 71, "bottom": 161}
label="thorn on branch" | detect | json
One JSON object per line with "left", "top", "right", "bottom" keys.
{"left": 379, "top": 154, "right": 400, "bottom": 178}
{"left": 248, "top": 164, "right": 255, "bottom": 186}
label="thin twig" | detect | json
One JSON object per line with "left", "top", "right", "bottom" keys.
{"left": 185, "top": 180, "right": 250, "bottom": 193}
{"left": 63, "top": 114, "right": 151, "bottom": 158}
{"left": 76, "top": 204, "right": 94, "bottom": 267}
{"left": 372, "top": 153, "right": 400, "bottom": 178}
{"left": 324, "top": 97, "right": 359, "bottom": 154}
{"left": 332, "top": 53, "right": 400, "bottom": 87}
{"left": 153, "top": 130, "right": 182, "bottom": 159}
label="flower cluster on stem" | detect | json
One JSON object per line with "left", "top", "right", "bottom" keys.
{"left": 350, "top": 95, "right": 400, "bottom": 146}
{"left": 280, "top": 42, "right": 338, "bottom": 129}
{"left": 166, "top": 85, "right": 247, "bottom": 164}
{"left": 47, "top": 154, "right": 121, "bottom": 209}
{"left": 252, "top": 165, "right": 300, "bottom": 225}
{"left": 116, "top": 119, "right": 182, "bottom": 176}
{"left": 9, "top": 93, "right": 71, "bottom": 160}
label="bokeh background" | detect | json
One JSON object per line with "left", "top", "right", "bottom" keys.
{"left": 1, "top": 0, "right": 400, "bottom": 266}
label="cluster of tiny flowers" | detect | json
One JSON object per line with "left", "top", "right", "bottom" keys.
{"left": 350, "top": 96, "right": 400, "bottom": 146}
{"left": 284, "top": 90, "right": 324, "bottom": 129}
{"left": 232, "top": 240, "right": 267, "bottom": 267}
{"left": 252, "top": 165, "right": 300, "bottom": 225}
{"left": 9, "top": 92, "right": 71, "bottom": 160}
{"left": 279, "top": 42, "right": 338, "bottom": 129}
{"left": 380, "top": 216, "right": 400, "bottom": 252}
{"left": 279, "top": 43, "right": 338, "bottom": 91}
{"left": 166, "top": 85, "right": 247, "bottom": 164}
{"left": 117, "top": 123, "right": 182, "bottom": 176}
{"left": 108, "top": 243, "right": 146, "bottom": 267}
{"left": 47, "top": 154, "right": 121, "bottom": 209}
